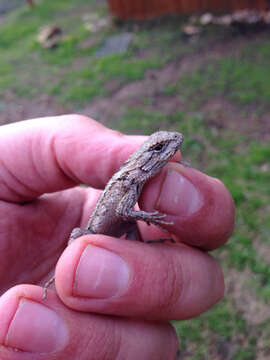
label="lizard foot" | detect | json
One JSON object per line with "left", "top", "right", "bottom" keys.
{"left": 146, "top": 237, "right": 175, "bottom": 244}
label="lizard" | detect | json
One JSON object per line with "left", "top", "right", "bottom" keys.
{"left": 43, "top": 131, "right": 184, "bottom": 299}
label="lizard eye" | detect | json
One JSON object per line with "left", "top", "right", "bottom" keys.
{"left": 152, "top": 143, "right": 164, "bottom": 152}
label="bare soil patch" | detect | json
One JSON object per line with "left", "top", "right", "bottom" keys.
{"left": 0, "top": 92, "right": 70, "bottom": 125}
{"left": 203, "top": 98, "right": 270, "bottom": 142}
{"left": 79, "top": 33, "right": 270, "bottom": 141}
{"left": 226, "top": 268, "right": 270, "bottom": 325}
{"left": 1, "top": 31, "right": 269, "bottom": 143}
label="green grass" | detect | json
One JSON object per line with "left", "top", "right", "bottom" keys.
{"left": 161, "top": 40, "right": 270, "bottom": 112}
{"left": 117, "top": 108, "right": 173, "bottom": 134}
{"left": 47, "top": 54, "right": 164, "bottom": 104}
{"left": 174, "top": 298, "right": 257, "bottom": 359}
{"left": 0, "top": 0, "right": 174, "bottom": 104}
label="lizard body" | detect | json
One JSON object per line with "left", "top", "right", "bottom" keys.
{"left": 43, "top": 131, "right": 184, "bottom": 298}
{"left": 70, "top": 131, "right": 184, "bottom": 242}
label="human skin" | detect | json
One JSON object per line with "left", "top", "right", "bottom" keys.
{"left": 0, "top": 115, "right": 235, "bottom": 360}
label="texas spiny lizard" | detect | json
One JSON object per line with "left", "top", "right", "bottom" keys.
{"left": 43, "top": 131, "right": 184, "bottom": 298}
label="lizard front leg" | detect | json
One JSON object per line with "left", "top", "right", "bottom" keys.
{"left": 116, "top": 186, "right": 173, "bottom": 228}
{"left": 116, "top": 190, "right": 174, "bottom": 243}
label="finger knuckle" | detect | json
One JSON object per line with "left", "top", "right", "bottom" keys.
{"left": 151, "top": 254, "right": 183, "bottom": 314}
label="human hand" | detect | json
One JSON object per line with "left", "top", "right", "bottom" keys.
{"left": 0, "top": 115, "right": 235, "bottom": 359}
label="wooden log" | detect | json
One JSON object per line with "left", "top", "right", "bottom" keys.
{"left": 107, "top": 0, "right": 269, "bottom": 20}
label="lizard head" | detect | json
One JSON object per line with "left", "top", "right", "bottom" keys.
{"left": 130, "top": 131, "right": 184, "bottom": 179}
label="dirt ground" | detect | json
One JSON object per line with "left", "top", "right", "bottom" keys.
{"left": 1, "top": 33, "right": 269, "bottom": 143}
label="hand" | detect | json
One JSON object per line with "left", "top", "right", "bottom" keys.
{"left": 0, "top": 115, "right": 235, "bottom": 359}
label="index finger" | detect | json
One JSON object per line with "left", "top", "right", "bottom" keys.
{"left": 0, "top": 115, "right": 146, "bottom": 202}
{"left": 139, "top": 162, "right": 235, "bottom": 250}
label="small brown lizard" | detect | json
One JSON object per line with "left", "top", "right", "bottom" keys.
{"left": 43, "top": 131, "right": 184, "bottom": 298}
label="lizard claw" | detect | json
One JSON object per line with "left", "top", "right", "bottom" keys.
{"left": 149, "top": 211, "right": 172, "bottom": 223}
{"left": 144, "top": 211, "right": 173, "bottom": 227}
{"left": 146, "top": 211, "right": 168, "bottom": 220}
{"left": 155, "top": 219, "right": 174, "bottom": 225}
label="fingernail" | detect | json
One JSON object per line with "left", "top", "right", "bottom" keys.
{"left": 74, "top": 244, "right": 130, "bottom": 298}
{"left": 3, "top": 299, "right": 68, "bottom": 353}
{"left": 157, "top": 165, "right": 203, "bottom": 216}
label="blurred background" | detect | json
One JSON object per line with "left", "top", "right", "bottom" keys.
{"left": 0, "top": 0, "right": 270, "bottom": 358}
